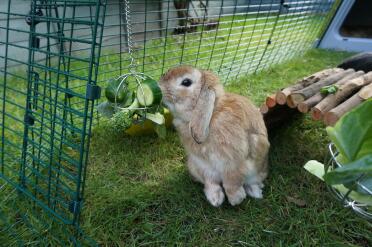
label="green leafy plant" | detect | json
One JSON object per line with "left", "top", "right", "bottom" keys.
{"left": 304, "top": 99, "right": 372, "bottom": 207}
{"left": 324, "top": 99, "right": 372, "bottom": 190}
{"left": 97, "top": 77, "right": 167, "bottom": 138}
{"left": 320, "top": 85, "right": 338, "bottom": 95}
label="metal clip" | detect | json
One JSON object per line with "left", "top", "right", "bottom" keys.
{"left": 24, "top": 114, "right": 35, "bottom": 126}
{"left": 86, "top": 84, "right": 101, "bottom": 100}
{"left": 280, "top": 0, "right": 290, "bottom": 8}
{"left": 25, "top": 8, "right": 43, "bottom": 26}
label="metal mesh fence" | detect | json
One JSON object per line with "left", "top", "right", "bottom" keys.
{"left": 97, "top": 0, "right": 339, "bottom": 84}
{"left": 0, "top": 0, "right": 341, "bottom": 245}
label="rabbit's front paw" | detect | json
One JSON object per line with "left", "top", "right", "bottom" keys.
{"left": 244, "top": 183, "right": 263, "bottom": 199}
{"left": 204, "top": 183, "right": 225, "bottom": 207}
{"left": 227, "top": 187, "right": 246, "bottom": 206}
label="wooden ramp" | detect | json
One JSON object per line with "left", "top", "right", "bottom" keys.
{"left": 261, "top": 68, "right": 372, "bottom": 129}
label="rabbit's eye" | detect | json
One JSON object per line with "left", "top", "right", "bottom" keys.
{"left": 181, "top": 78, "right": 192, "bottom": 87}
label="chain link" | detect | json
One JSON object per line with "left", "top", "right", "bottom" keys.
{"left": 123, "top": 0, "right": 135, "bottom": 70}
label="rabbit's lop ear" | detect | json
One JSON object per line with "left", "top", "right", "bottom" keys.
{"left": 189, "top": 71, "right": 217, "bottom": 144}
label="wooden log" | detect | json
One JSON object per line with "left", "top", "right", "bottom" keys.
{"left": 358, "top": 81, "right": 372, "bottom": 99}
{"left": 298, "top": 71, "right": 364, "bottom": 113}
{"left": 298, "top": 93, "right": 324, "bottom": 113}
{"left": 286, "top": 95, "right": 297, "bottom": 108}
{"left": 312, "top": 71, "right": 372, "bottom": 120}
{"left": 333, "top": 70, "right": 365, "bottom": 86}
{"left": 275, "top": 68, "right": 343, "bottom": 105}
{"left": 265, "top": 94, "right": 277, "bottom": 108}
{"left": 288, "top": 69, "right": 355, "bottom": 107}
{"left": 324, "top": 95, "right": 363, "bottom": 126}
{"left": 324, "top": 83, "right": 372, "bottom": 126}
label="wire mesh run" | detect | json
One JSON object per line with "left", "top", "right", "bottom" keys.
{"left": 0, "top": 0, "right": 341, "bottom": 245}
{"left": 97, "top": 0, "right": 340, "bottom": 85}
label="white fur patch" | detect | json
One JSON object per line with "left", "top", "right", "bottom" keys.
{"left": 227, "top": 186, "right": 246, "bottom": 206}
{"left": 244, "top": 159, "right": 259, "bottom": 184}
{"left": 204, "top": 183, "right": 225, "bottom": 207}
{"left": 244, "top": 184, "right": 263, "bottom": 199}
{"left": 189, "top": 154, "right": 222, "bottom": 183}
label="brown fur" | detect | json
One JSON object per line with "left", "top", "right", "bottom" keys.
{"left": 161, "top": 65, "right": 194, "bottom": 82}
{"left": 159, "top": 66, "right": 270, "bottom": 206}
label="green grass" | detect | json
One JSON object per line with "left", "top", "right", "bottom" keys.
{"left": 82, "top": 49, "right": 372, "bottom": 246}
{"left": 2, "top": 48, "right": 371, "bottom": 246}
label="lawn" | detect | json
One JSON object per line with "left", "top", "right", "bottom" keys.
{"left": 81, "top": 49, "right": 371, "bottom": 246}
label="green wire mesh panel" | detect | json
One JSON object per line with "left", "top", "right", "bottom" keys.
{"left": 97, "top": 0, "right": 340, "bottom": 85}
{"left": 0, "top": 0, "right": 106, "bottom": 245}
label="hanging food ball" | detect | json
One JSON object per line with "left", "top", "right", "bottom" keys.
{"left": 105, "top": 78, "right": 133, "bottom": 104}
{"left": 136, "top": 78, "right": 162, "bottom": 107}
{"left": 98, "top": 74, "right": 169, "bottom": 138}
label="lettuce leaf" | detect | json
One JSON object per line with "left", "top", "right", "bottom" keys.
{"left": 324, "top": 154, "right": 372, "bottom": 185}
{"left": 326, "top": 100, "right": 372, "bottom": 163}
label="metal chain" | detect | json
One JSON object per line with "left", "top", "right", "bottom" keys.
{"left": 123, "top": 0, "right": 135, "bottom": 70}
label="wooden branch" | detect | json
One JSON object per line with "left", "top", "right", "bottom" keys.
{"left": 286, "top": 95, "right": 297, "bottom": 108}
{"left": 288, "top": 69, "right": 355, "bottom": 107}
{"left": 358, "top": 81, "right": 372, "bottom": 100}
{"left": 275, "top": 68, "right": 342, "bottom": 105}
{"left": 298, "top": 93, "right": 323, "bottom": 113}
{"left": 312, "top": 71, "right": 372, "bottom": 120}
{"left": 324, "top": 83, "right": 372, "bottom": 126}
{"left": 299, "top": 71, "right": 364, "bottom": 114}
{"left": 332, "top": 70, "right": 365, "bottom": 86}
{"left": 323, "top": 95, "right": 363, "bottom": 126}
{"left": 265, "top": 94, "right": 277, "bottom": 108}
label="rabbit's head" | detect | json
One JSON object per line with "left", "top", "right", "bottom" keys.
{"left": 159, "top": 65, "right": 224, "bottom": 143}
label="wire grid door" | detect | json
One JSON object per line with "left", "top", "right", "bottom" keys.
{"left": 0, "top": 0, "right": 106, "bottom": 245}
{"left": 97, "top": 0, "right": 341, "bottom": 85}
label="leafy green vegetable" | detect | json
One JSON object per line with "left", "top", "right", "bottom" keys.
{"left": 107, "top": 99, "right": 139, "bottom": 131}
{"left": 99, "top": 76, "right": 167, "bottom": 138}
{"left": 110, "top": 110, "right": 133, "bottom": 130}
{"left": 320, "top": 85, "right": 338, "bottom": 95}
{"left": 324, "top": 100, "right": 372, "bottom": 193}
{"left": 326, "top": 99, "right": 372, "bottom": 163}
{"left": 97, "top": 102, "right": 115, "bottom": 118}
{"left": 145, "top": 112, "right": 165, "bottom": 125}
{"left": 304, "top": 99, "right": 372, "bottom": 205}
{"left": 304, "top": 160, "right": 372, "bottom": 206}
{"left": 324, "top": 154, "right": 372, "bottom": 185}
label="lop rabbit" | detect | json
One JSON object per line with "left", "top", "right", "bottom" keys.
{"left": 159, "top": 66, "right": 269, "bottom": 206}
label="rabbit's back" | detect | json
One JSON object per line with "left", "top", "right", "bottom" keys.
{"left": 178, "top": 92, "right": 269, "bottom": 167}
{"left": 210, "top": 93, "right": 269, "bottom": 161}
{"left": 213, "top": 93, "right": 267, "bottom": 137}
